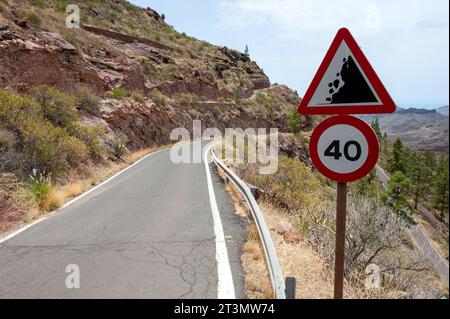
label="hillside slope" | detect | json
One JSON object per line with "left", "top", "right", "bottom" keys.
{"left": 437, "top": 106, "right": 449, "bottom": 117}
{"left": 360, "top": 108, "right": 449, "bottom": 153}
{"left": 0, "top": 0, "right": 311, "bottom": 150}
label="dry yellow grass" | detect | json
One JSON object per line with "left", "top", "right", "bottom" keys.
{"left": 220, "top": 175, "right": 273, "bottom": 299}
{"left": 259, "top": 202, "right": 334, "bottom": 299}
{"left": 259, "top": 201, "right": 373, "bottom": 299}
{"left": 242, "top": 239, "right": 274, "bottom": 299}
{"left": 39, "top": 188, "right": 63, "bottom": 212}
{"left": 247, "top": 222, "right": 259, "bottom": 242}
{"left": 63, "top": 183, "right": 83, "bottom": 198}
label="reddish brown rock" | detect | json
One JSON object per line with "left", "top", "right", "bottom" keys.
{"left": 275, "top": 220, "right": 301, "bottom": 244}
{"left": 0, "top": 30, "right": 106, "bottom": 94}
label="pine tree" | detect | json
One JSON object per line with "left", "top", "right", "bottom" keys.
{"left": 382, "top": 171, "right": 415, "bottom": 224}
{"left": 407, "top": 152, "right": 432, "bottom": 209}
{"left": 355, "top": 169, "right": 378, "bottom": 197}
{"left": 244, "top": 45, "right": 250, "bottom": 58}
{"left": 387, "top": 138, "right": 406, "bottom": 173}
{"left": 433, "top": 155, "right": 449, "bottom": 220}
{"left": 424, "top": 150, "right": 437, "bottom": 169}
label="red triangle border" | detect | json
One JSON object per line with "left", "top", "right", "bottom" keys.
{"left": 298, "top": 28, "right": 396, "bottom": 115}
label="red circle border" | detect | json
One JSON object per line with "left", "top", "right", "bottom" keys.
{"left": 309, "top": 115, "right": 380, "bottom": 183}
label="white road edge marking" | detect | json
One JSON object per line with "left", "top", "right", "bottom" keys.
{"left": 1, "top": 140, "right": 237, "bottom": 297}
{"left": 203, "top": 142, "right": 236, "bottom": 299}
{"left": 0, "top": 147, "right": 169, "bottom": 244}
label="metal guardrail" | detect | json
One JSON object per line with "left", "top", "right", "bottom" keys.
{"left": 210, "top": 148, "right": 287, "bottom": 299}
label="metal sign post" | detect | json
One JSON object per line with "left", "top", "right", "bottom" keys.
{"left": 308, "top": 116, "right": 380, "bottom": 299}
{"left": 334, "top": 182, "right": 347, "bottom": 299}
{"left": 298, "top": 27, "right": 396, "bottom": 299}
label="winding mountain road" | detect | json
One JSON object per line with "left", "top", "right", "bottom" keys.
{"left": 0, "top": 141, "right": 246, "bottom": 298}
{"left": 375, "top": 165, "right": 449, "bottom": 285}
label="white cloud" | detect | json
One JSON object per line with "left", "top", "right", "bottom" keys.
{"left": 217, "top": 0, "right": 449, "bottom": 38}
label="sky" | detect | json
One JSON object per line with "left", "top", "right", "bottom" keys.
{"left": 130, "top": 0, "right": 449, "bottom": 109}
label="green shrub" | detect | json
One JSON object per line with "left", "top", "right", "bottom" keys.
{"left": 253, "top": 91, "right": 275, "bottom": 119}
{"left": 255, "top": 91, "right": 266, "bottom": 105}
{"left": 28, "top": 170, "right": 51, "bottom": 206}
{"left": 177, "top": 93, "right": 200, "bottom": 105}
{"left": 198, "top": 42, "right": 208, "bottom": 52}
{"left": 131, "top": 90, "right": 145, "bottom": 104}
{"left": 111, "top": 133, "right": 128, "bottom": 158}
{"left": 55, "top": 0, "right": 70, "bottom": 11}
{"left": 233, "top": 87, "right": 242, "bottom": 105}
{"left": 1, "top": 89, "right": 88, "bottom": 176}
{"left": 287, "top": 107, "right": 302, "bottom": 134}
{"left": 0, "top": 89, "right": 40, "bottom": 125}
{"left": 68, "top": 123, "right": 105, "bottom": 160}
{"left": 26, "top": 12, "right": 42, "bottom": 26}
{"left": 74, "top": 86, "right": 100, "bottom": 116}
{"left": 109, "top": 88, "right": 127, "bottom": 99}
{"left": 32, "top": 86, "right": 78, "bottom": 128}
{"left": 126, "top": 20, "right": 135, "bottom": 30}
{"left": 18, "top": 116, "right": 88, "bottom": 175}
{"left": 136, "top": 56, "right": 159, "bottom": 76}
{"left": 245, "top": 156, "right": 327, "bottom": 212}
{"left": 162, "top": 65, "right": 181, "bottom": 80}
{"left": 150, "top": 89, "right": 167, "bottom": 105}
{"left": 35, "top": 0, "right": 46, "bottom": 8}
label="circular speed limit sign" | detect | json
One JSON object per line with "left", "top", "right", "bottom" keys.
{"left": 309, "top": 115, "right": 379, "bottom": 182}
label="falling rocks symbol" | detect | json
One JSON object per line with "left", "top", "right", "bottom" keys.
{"left": 326, "top": 55, "right": 378, "bottom": 104}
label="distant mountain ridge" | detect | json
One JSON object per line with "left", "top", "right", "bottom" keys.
{"left": 360, "top": 106, "right": 449, "bottom": 153}
{"left": 437, "top": 106, "right": 449, "bottom": 117}
{"left": 396, "top": 107, "right": 437, "bottom": 114}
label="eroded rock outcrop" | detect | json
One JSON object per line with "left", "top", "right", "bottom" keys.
{"left": 0, "top": 25, "right": 106, "bottom": 94}
{"left": 100, "top": 97, "right": 291, "bottom": 150}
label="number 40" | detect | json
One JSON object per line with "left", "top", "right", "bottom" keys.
{"left": 324, "top": 140, "right": 361, "bottom": 161}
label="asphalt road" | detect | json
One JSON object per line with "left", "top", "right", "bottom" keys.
{"left": 0, "top": 141, "right": 246, "bottom": 298}
{"left": 375, "top": 165, "right": 449, "bottom": 285}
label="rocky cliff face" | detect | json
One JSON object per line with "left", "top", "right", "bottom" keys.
{"left": 0, "top": 0, "right": 301, "bottom": 150}
{"left": 0, "top": 26, "right": 106, "bottom": 94}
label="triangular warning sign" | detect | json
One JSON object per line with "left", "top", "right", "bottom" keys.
{"left": 298, "top": 28, "right": 396, "bottom": 115}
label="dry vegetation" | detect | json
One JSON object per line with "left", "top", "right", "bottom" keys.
{"left": 218, "top": 170, "right": 273, "bottom": 299}
{"left": 260, "top": 201, "right": 339, "bottom": 299}
{"left": 230, "top": 155, "right": 447, "bottom": 299}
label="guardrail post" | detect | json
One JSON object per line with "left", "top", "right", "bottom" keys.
{"left": 285, "top": 277, "right": 296, "bottom": 299}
